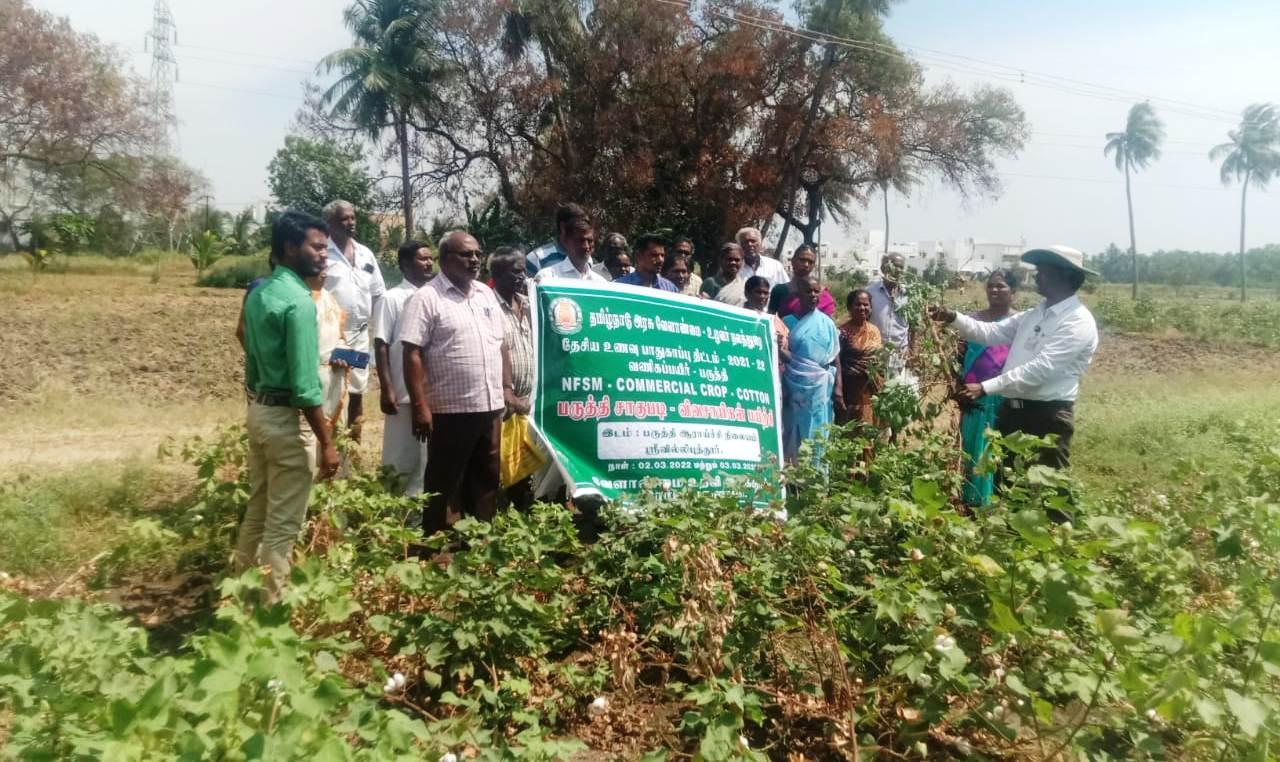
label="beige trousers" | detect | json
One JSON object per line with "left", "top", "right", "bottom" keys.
{"left": 234, "top": 401, "right": 316, "bottom": 600}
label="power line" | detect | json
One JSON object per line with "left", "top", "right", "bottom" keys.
{"left": 178, "top": 79, "right": 302, "bottom": 102}
{"left": 174, "top": 42, "right": 319, "bottom": 67}
{"left": 999, "top": 171, "right": 1252, "bottom": 193}
{"left": 650, "top": 0, "right": 1242, "bottom": 125}
{"left": 133, "top": 48, "right": 314, "bottom": 76}
{"left": 1030, "top": 141, "right": 1210, "bottom": 158}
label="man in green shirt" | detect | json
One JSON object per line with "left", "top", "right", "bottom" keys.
{"left": 235, "top": 210, "right": 340, "bottom": 601}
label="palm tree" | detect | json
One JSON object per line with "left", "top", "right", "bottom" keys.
{"left": 1104, "top": 102, "right": 1164, "bottom": 299}
{"left": 1210, "top": 103, "right": 1280, "bottom": 302}
{"left": 499, "top": 0, "right": 586, "bottom": 171}
{"left": 321, "top": 0, "right": 446, "bottom": 233}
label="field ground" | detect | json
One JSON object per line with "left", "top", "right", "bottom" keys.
{"left": 5, "top": 263, "right": 1280, "bottom": 582}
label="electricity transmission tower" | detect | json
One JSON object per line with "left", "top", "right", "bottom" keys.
{"left": 144, "top": 0, "right": 178, "bottom": 146}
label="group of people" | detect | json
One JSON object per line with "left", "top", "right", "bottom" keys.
{"left": 234, "top": 199, "right": 1099, "bottom": 598}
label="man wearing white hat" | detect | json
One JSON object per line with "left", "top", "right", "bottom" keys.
{"left": 930, "top": 245, "right": 1098, "bottom": 476}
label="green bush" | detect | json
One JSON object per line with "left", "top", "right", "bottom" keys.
{"left": 196, "top": 255, "right": 270, "bottom": 289}
{"left": 5, "top": 413, "right": 1280, "bottom": 758}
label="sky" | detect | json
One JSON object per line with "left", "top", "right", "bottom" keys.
{"left": 33, "top": 0, "right": 1280, "bottom": 255}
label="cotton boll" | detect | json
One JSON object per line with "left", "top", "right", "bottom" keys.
{"left": 440, "top": 753, "right": 458, "bottom": 762}
{"left": 589, "top": 696, "right": 608, "bottom": 716}
{"left": 392, "top": 672, "right": 406, "bottom": 689}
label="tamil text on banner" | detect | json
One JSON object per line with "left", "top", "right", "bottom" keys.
{"left": 530, "top": 281, "right": 783, "bottom": 506}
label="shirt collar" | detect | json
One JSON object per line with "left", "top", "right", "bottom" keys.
{"left": 272, "top": 266, "right": 310, "bottom": 292}
{"left": 434, "top": 270, "right": 474, "bottom": 296}
{"left": 1042, "top": 294, "right": 1082, "bottom": 316}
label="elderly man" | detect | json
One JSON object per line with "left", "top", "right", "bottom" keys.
{"left": 737, "top": 227, "right": 787, "bottom": 287}
{"left": 615, "top": 234, "right": 678, "bottom": 291}
{"left": 931, "top": 245, "right": 1099, "bottom": 477}
{"left": 374, "top": 240, "right": 434, "bottom": 496}
{"left": 235, "top": 211, "right": 340, "bottom": 601}
{"left": 533, "top": 213, "right": 605, "bottom": 283}
{"left": 490, "top": 247, "right": 541, "bottom": 510}
{"left": 592, "top": 232, "right": 630, "bottom": 281}
{"left": 526, "top": 203, "right": 594, "bottom": 276}
{"left": 400, "top": 231, "right": 523, "bottom": 536}
{"left": 867, "top": 253, "right": 911, "bottom": 375}
{"left": 322, "top": 200, "right": 386, "bottom": 440}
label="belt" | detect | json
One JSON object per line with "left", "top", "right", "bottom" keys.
{"left": 1005, "top": 399, "right": 1073, "bottom": 411}
{"left": 252, "top": 391, "right": 293, "bottom": 407}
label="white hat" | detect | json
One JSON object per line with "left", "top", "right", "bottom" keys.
{"left": 1020, "top": 245, "right": 1097, "bottom": 276}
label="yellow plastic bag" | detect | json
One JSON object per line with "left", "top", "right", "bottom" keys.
{"left": 500, "top": 413, "right": 548, "bottom": 487}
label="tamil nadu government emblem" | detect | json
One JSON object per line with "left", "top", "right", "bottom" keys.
{"left": 548, "top": 297, "right": 584, "bottom": 336}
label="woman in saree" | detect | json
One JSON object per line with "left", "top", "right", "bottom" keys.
{"left": 781, "top": 275, "right": 842, "bottom": 463}
{"left": 663, "top": 252, "right": 703, "bottom": 297}
{"left": 957, "top": 269, "right": 1018, "bottom": 507}
{"left": 835, "top": 288, "right": 883, "bottom": 428}
{"left": 700, "top": 242, "right": 748, "bottom": 307}
{"left": 769, "top": 244, "right": 836, "bottom": 318}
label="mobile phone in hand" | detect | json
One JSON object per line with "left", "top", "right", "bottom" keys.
{"left": 330, "top": 347, "right": 370, "bottom": 369}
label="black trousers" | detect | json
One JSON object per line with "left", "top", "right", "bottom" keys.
{"left": 995, "top": 399, "right": 1075, "bottom": 470}
{"left": 422, "top": 410, "right": 503, "bottom": 536}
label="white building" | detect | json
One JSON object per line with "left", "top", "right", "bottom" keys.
{"left": 856, "top": 232, "right": 1025, "bottom": 277}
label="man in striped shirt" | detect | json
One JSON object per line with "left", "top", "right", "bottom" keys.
{"left": 525, "top": 202, "right": 595, "bottom": 276}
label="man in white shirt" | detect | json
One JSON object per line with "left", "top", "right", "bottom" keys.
{"left": 931, "top": 245, "right": 1099, "bottom": 474}
{"left": 374, "top": 239, "right": 434, "bottom": 496}
{"left": 533, "top": 216, "right": 606, "bottom": 283}
{"left": 322, "top": 200, "right": 386, "bottom": 441}
{"left": 737, "top": 227, "right": 787, "bottom": 287}
{"left": 867, "top": 253, "right": 911, "bottom": 375}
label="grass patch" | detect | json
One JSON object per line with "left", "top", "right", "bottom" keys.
{"left": 0, "top": 461, "right": 189, "bottom": 580}
{"left": 195, "top": 254, "right": 269, "bottom": 289}
{"left": 1073, "top": 367, "right": 1280, "bottom": 491}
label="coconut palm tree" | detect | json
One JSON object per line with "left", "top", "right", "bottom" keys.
{"left": 1104, "top": 102, "right": 1164, "bottom": 299}
{"left": 1210, "top": 103, "right": 1280, "bottom": 302}
{"left": 320, "top": 0, "right": 448, "bottom": 233}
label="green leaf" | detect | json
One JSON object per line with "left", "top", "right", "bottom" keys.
{"left": 110, "top": 699, "right": 135, "bottom": 735}
{"left": 1010, "top": 509, "right": 1054, "bottom": 550}
{"left": 1216, "top": 527, "right": 1245, "bottom": 558}
{"left": 314, "top": 651, "right": 339, "bottom": 673}
{"left": 987, "top": 600, "right": 1023, "bottom": 634}
{"left": 1097, "top": 609, "right": 1142, "bottom": 646}
{"left": 1225, "top": 689, "right": 1267, "bottom": 739}
{"left": 321, "top": 595, "right": 361, "bottom": 623}
{"left": 911, "top": 478, "right": 946, "bottom": 515}
{"left": 968, "top": 554, "right": 1005, "bottom": 577}
{"left": 1195, "top": 697, "right": 1224, "bottom": 726}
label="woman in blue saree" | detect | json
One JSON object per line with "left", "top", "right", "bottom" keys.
{"left": 782, "top": 276, "right": 842, "bottom": 463}
{"left": 957, "top": 269, "right": 1018, "bottom": 506}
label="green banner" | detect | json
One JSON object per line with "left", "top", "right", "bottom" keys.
{"left": 530, "top": 281, "right": 783, "bottom": 505}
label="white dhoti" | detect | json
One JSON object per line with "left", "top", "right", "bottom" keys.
{"left": 381, "top": 408, "right": 428, "bottom": 496}
{"left": 346, "top": 327, "right": 371, "bottom": 395}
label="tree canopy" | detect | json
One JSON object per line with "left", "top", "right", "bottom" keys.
{"left": 309, "top": 0, "right": 1027, "bottom": 261}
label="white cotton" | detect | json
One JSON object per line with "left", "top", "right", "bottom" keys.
{"left": 392, "top": 672, "right": 406, "bottom": 689}
{"left": 589, "top": 696, "right": 608, "bottom": 716}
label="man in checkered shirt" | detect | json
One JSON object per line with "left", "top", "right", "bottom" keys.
{"left": 399, "top": 231, "right": 523, "bottom": 536}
